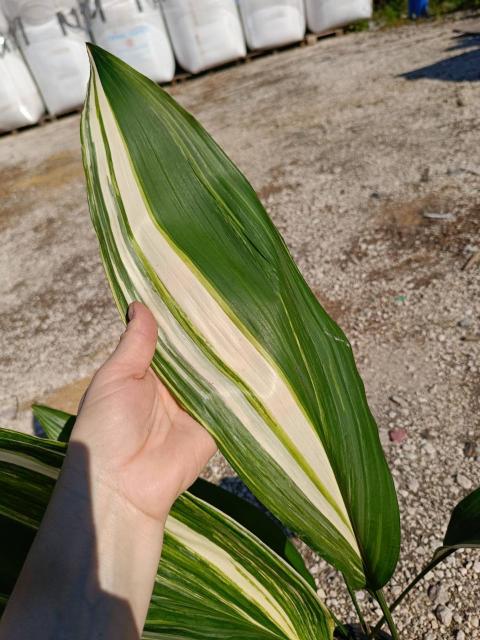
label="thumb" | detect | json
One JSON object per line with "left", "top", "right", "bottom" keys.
{"left": 107, "top": 301, "right": 158, "bottom": 378}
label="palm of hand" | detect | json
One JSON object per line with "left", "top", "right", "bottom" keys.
{"left": 71, "top": 304, "right": 216, "bottom": 522}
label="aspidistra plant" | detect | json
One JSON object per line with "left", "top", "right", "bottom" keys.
{"left": 81, "top": 44, "right": 400, "bottom": 601}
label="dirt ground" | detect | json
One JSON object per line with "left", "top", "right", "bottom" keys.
{"left": 1, "top": 11, "right": 480, "bottom": 638}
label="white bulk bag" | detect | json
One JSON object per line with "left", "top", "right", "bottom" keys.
{"left": 238, "top": 0, "right": 305, "bottom": 51}
{"left": 305, "top": 0, "right": 372, "bottom": 33}
{"left": 14, "top": 11, "right": 89, "bottom": 115}
{"left": 0, "top": 24, "right": 44, "bottom": 131}
{"left": 89, "top": 0, "right": 175, "bottom": 82}
{"left": 0, "top": 5, "right": 7, "bottom": 30}
{"left": 1, "top": 0, "right": 78, "bottom": 24}
{"left": 161, "top": 0, "right": 246, "bottom": 74}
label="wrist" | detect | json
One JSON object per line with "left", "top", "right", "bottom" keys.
{"left": 62, "top": 440, "right": 173, "bottom": 525}
{"left": 53, "top": 448, "right": 166, "bottom": 631}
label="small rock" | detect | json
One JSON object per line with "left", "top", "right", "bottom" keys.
{"left": 423, "top": 211, "right": 455, "bottom": 221}
{"left": 437, "top": 586, "right": 450, "bottom": 605}
{"left": 421, "top": 167, "right": 430, "bottom": 182}
{"left": 389, "top": 427, "right": 408, "bottom": 443}
{"left": 456, "top": 473, "right": 473, "bottom": 490}
{"left": 436, "top": 605, "right": 453, "bottom": 626}
{"left": 471, "top": 615, "right": 479, "bottom": 628}
{"left": 456, "top": 631, "right": 465, "bottom": 640}
{"left": 428, "top": 583, "right": 449, "bottom": 605}
{"left": 463, "top": 441, "right": 477, "bottom": 458}
{"left": 389, "top": 395, "right": 405, "bottom": 406}
{"left": 423, "top": 633, "right": 435, "bottom": 640}
{"left": 473, "top": 560, "right": 480, "bottom": 574}
{"left": 428, "top": 584, "right": 439, "bottom": 602}
{"left": 0, "top": 396, "right": 18, "bottom": 422}
{"left": 408, "top": 478, "right": 420, "bottom": 493}
{"left": 458, "top": 318, "right": 473, "bottom": 329}
{"left": 424, "top": 442, "right": 436, "bottom": 455}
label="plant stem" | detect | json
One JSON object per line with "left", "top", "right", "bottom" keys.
{"left": 331, "top": 611, "right": 350, "bottom": 639}
{"left": 371, "top": 549, "right": 454, "bottom": 637}
{"left": 372, "top": 589, "right": 399, "bottom": 640}
{"left": 345, "top": 580, "right": 370, "bottom": 636}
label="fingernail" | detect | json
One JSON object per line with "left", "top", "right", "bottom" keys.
{"left": 127, "top": 302, "right": 136, "bottom": 322}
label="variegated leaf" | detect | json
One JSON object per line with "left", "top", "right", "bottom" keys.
{"left": 0, "top": 429, "right": 334, "bottom": 638}
{"left": 32, "top": 404, "right": 76, "bottom": 441}
{"left": 23, "top": 402, "right": 317, "bottom": 588}
{"left": 81, "top": 44, "right": 400, "bottom": 589}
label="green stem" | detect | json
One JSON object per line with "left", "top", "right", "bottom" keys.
{"left": 371, "top": 549, "right": 454, "bottom": 637}
{"left": 331, "top": 611, "right": 350, "bottom": 639}
{"left": 345, "top": 580, "right": 370, "bottom": 636}
{"left": 372, "top": 589, "right": 399, "bottom": 640}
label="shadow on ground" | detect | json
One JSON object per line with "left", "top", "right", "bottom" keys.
{"left": 401, "top": 30, "right": 480, "bottom": 81}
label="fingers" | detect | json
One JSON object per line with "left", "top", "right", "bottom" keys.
{"left": 107, "top": 301, "right": 158, "bottom": 378}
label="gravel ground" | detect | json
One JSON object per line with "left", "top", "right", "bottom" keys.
{"left": 1, "top": 12, "right": 479, "bottom": 638}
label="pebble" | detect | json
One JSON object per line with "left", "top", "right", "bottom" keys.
{"left": 389, "top": 394, "right": 406, "bottom": 406}
{"left": 408, "top": 478, "right": 420, "bottom": 493}
{"left": 473, "top": 560, "right": 480, "bottom": 574}
{"left": 456, "top": 473, "right": 473, "bottom": 490}
{"left": 389, "top": 427, "right": 408, "bottom": 443}
{"left": 463, "top": 441, "right": 477, "bottom": 458}
{"left": 456, "top": 631, "right": 465, "bottom": 640}
{"left": 423, "top": 442, "right": 436, "bottom": 455}
{"left": 0, "top": 396, "right": 18, "bottom": 422}
{"left": 428, "top": 583, "right": 449, "bottom": 605}
{"left": 471, "top": 616, "right": 479, "bottom": 628}
{"left": 436, "top": 605, "right": 453, "bottom": 626}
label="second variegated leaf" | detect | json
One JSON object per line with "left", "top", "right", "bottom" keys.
{"left": 0, "top": 429, "right": 334, "bottom": 638}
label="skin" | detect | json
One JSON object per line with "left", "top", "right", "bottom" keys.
{"left": 0, "top": 302, "right": 217, "bottom": 639}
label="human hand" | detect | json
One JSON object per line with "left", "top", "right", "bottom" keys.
{"left": 0, "top": 302, "right": 216, "bottom": 640}
{"left": 67, "top": 301, "right": 217, "bottom": 523}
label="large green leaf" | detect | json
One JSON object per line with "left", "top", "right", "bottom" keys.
{"left": 0, "top": 429, "right": 334, "bottom": 638}
{"left": 440, "top": 485, "right": 480, "bottom": 553}
{"left": 81, "top": 44, "right": 400, "bottom": 589}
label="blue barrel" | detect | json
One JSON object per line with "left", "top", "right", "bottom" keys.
{"left": 409, "top": 0, "right": 429, "bottom": 17}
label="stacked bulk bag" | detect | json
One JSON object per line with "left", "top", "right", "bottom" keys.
{"left": 305, "top": 0, "right": 372, "bottom": 33}
{"left": 161, "top": 0, "right": 246, "bottom": 74}
{"left": 238, "top": 0, "right": 305, "bottom": 51}
{"left": 89, "top": 0, "right": 175, "bottom": 82}
{"left": 3, "top": 0, "right": 89, "bottom": 115}
{"left": 0, "top": 8, "right": 44, "bottom": 131}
